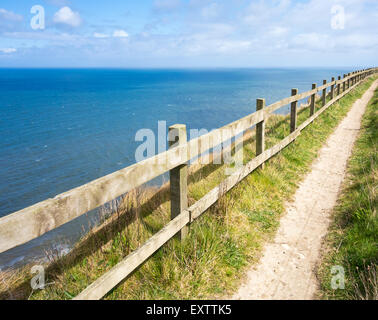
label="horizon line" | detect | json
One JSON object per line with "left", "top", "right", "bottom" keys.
{"left": 0, "top": 65, "right": 373, "bottom": 70}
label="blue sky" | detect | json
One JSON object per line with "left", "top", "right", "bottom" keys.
{"left": 0, "top": 0, "right": 377, "bottom": 68}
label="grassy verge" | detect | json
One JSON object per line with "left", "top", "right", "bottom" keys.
{"left": 317, "top": 85, "right": 377, "bottom": 300}
{"left": 1, "top": 76, "right": 376, "bottom": 300}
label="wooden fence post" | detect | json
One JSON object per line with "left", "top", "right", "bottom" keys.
{"left": 256, "top": 98, "right": 265, "bottom": 169}
{"left": 330, "top": 77, "right": 335, "bottom": 100}
{"left": 322, "top": 80, "right": 327, "bottom": 106}
{"left": 169, "top": 124, "right": 188, "bottom": 241}
{"left": 310, "top": 83, "right": 316, "bottom": 116}
{"left": 290, "top": 88, "right": 298, "bottom": 133}
{"left": 343, "top": 74, "right": 346, "bottom": 92}
{"left": 337, "top": 76, "right": 341, "bottom": 96}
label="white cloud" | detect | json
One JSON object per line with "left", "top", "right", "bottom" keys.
{"left": 0, "top": 8, "right": 23, "bottom": 31}
{"left": 93, "top": 32, "right": 109, "bottom": 38}
{"left": 201, "top": 3, "right": 220, "bottom": 19}
{"left": 53, "top": 7, "right": 82, "bottom": 27}
{"left": 216, "top": 40, "right": 252, "bottom": 54}
{"left": 46, "top": 0, "right": 71, "bottom": 6}
{"left": 243, "top": 0, "right": 291, "bottom": 27}
{"left": 1, "top": 0, "right": 377, "bottom": 67}
{"left": 193, "top": 23, "right": 234, "bottom": 37}
{"left": 93, "top": 31, "right": 130, "bottom": 39}
{"left": 0, "top": 48, "right": 17, "bottom": 54}
{"left": 3, "top": 31, "right": 80, "bottom": 42}
{"left": 0, "top": 8, "right": 23, "bottom": 21}
{"left": 153, "top": 0, "right": 182, "bottom": 12}
{"left": 268, "top": 26, "right": 288, "bottom": 37}
{"left": 291, "top": 33, "right": 331, "bottom": 51}
{"left": 335, "top": 33, "right": 378, "bottom": 50}
{"left": 113, "top": 30, "right": 129, "bottom": 38}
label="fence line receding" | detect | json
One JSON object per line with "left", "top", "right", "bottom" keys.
{"left": 0, "top": 67, "right": 376, "bottom": 300}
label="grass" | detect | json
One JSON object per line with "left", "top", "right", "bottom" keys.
{"left": 317, "top": 85, "right": 378, "bottom": 300}
{"left": 1, "top": 76, "right": 376, "bottom": 300}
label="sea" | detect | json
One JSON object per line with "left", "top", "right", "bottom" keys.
{"left": 0, "top": 67, "right": 355, "bottom": 269}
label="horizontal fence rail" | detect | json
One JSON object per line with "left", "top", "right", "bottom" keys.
{"left": 0, "top": 67, "right": 377, "bottom": 299}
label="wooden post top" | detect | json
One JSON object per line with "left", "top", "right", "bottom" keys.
{"left": 256, "top": 98, "right": 265, "bottom": 110}
{"left": 169, "top": 124, "right": 186, "bottom": 129}
{"left": 168, "top": 124, "right": 187, "bottom": 146}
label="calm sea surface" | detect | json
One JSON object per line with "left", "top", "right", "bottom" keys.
{"left": 0, "top": 68, "right": 354, "bottom": 269}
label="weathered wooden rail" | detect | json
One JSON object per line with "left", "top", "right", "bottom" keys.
{"left": 0, "top": 67, "right": 377, "bottom": 299}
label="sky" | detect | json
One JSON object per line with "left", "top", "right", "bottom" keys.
{"left": 0, "top": 0, "right": 377, "bottom": 68}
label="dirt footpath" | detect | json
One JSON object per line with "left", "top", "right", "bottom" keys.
{"left": 233, "top": 80, "right": 378, "bottom": 300}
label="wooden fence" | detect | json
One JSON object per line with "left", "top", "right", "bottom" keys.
{"left": 0, "top": 67, "right": 377, "bottom": 299}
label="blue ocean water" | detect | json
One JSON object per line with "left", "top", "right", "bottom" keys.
{"left": 0, "top": 68, "right": 354, "bottom": 268}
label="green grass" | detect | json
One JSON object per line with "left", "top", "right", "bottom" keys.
{"left": 317, "top": 86, "right": 378, "bottom": 300}
{"left": 1, "top": 76, "right": 376, "bottom": 300}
